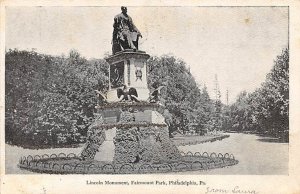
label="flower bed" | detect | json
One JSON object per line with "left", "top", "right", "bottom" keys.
{"left": 18, "top": 151, "right": 238, "bottom": 174}
{"left": 113, "top": 126, "right": 181, "bottom": 163}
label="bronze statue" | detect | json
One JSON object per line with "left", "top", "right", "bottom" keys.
{"left": 112, "top": 6, "right": 143, "bottom": 54}
{"left": 149, "top": 85, "right": 165, "bottom": 103}
{"left": 117, "top": 85, "right": 140, "bottom": 102}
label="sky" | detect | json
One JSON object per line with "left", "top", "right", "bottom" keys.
{"left": 5, "top": 6, "right": 288, "bottom": 103}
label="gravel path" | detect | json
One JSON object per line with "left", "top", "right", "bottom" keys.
{"left": 177, "top": 133, "right": 288, "bottom": 174}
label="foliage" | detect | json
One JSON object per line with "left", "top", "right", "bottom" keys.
{"left": 7, "top": 48, "right": 288, "bottom": 147}
{"left": 223, "top": 48, "right": 289, "bottom": 141}
{"left": 5, "top": 51, "right": 216, "bottom": 147}
{"left": 147, "top": 55, "right": 214, "bottom": 135}
{"left": 5, "top": 49, "right": 109, "bottom": 147}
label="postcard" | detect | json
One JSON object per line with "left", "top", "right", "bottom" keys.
{"left": 1, "top": 0, "right": 300, "bottom": 194}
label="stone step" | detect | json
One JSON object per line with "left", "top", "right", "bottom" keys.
{"left": 94, "top": 128, "right": 116, "bottom": 162}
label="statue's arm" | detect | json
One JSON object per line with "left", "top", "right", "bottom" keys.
{"left": 113, "top": 17, "right": 118, "bottom": 28}
{"left": 129, "top": 16, "right": 142, "bottom": 37}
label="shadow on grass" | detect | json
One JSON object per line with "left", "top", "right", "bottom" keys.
{"left": 256, "top": 137, "right": 287, "bottom": 143}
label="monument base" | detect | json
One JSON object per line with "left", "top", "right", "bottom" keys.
{"left": 113, "top": 126, "right": 181, "bottom": 163}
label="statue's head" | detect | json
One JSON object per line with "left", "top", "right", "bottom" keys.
{"left": 121, "top": 6, "right": 127, "bottom": 14}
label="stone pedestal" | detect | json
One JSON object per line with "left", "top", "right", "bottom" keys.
{"left": 94, "top": 128, "right": 116, "bottom": 162}
{"left": 80, "top": 50, "right": 182, "bottom": 164}
{"left": 97, "top": 103, "right": 166, "bottom": 125}
{"left": 105, "top": 50, "right": 150, "bottom": 102}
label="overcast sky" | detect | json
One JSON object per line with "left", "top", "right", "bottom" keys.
{"left": 6, "top": 6, "right": 288, "bottom": 103}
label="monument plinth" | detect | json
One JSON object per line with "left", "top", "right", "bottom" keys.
{"left": 81, "top": 48, "right": 182, "bottom": 163}
{"left": 106, "top": 50, "right": 150, "bottom": 102}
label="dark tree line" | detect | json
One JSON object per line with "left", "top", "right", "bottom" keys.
{"left": 147, "top": 56, "right": 216, "bottom": 136}
{"left": 5, "top": 50, "right": 217, "bottom": 147}
{"left": 5, "top": 49, "right": 109, "bottom": 147}
{"left": 221, "top": 49, "right": 289, "bottom": 142}
{"left": 5, "top": 48, "right": 289, "bottom": 147}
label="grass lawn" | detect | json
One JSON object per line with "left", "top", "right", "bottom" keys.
{"left": 172, "top": 134, "right": 229, "bottom": 146}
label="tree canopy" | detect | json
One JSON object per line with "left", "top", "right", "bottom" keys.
{"left": 5, "top": 49, "right": 109, "bottom": 147}
{"left": 5, "top": 48, "right": 289, "bottom": 147}
{"left": 221, "top": 48, "right": 289, "bottom": 141}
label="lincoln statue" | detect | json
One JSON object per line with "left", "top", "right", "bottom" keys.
{"left": 112, "top": 6, "right": 143, "bottom": 54}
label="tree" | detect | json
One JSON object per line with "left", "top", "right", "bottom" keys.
{"left": 6, "top": 50, "right": 215, "bottom": 147}
{"left": 147, "top": 55, "right": 214, "bottom": 135}
{"left": 224, "top": 48, "right": 289, "bottom": 142}
{"left": 5, "top": 49, "right": 109, "bottom": 147}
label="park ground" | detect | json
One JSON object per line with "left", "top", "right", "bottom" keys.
{"left": 5, "top": 133, "right": 288, "bottom": 175}
{"left": 172, "top": 133, "right": 229, "bottom": 146}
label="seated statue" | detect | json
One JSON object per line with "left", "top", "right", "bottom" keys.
{"left": 112, "top": 6, "right": 143, "bottom": 54}
{"left": 117, "top": 85, "right": 140, "bottom": 102}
